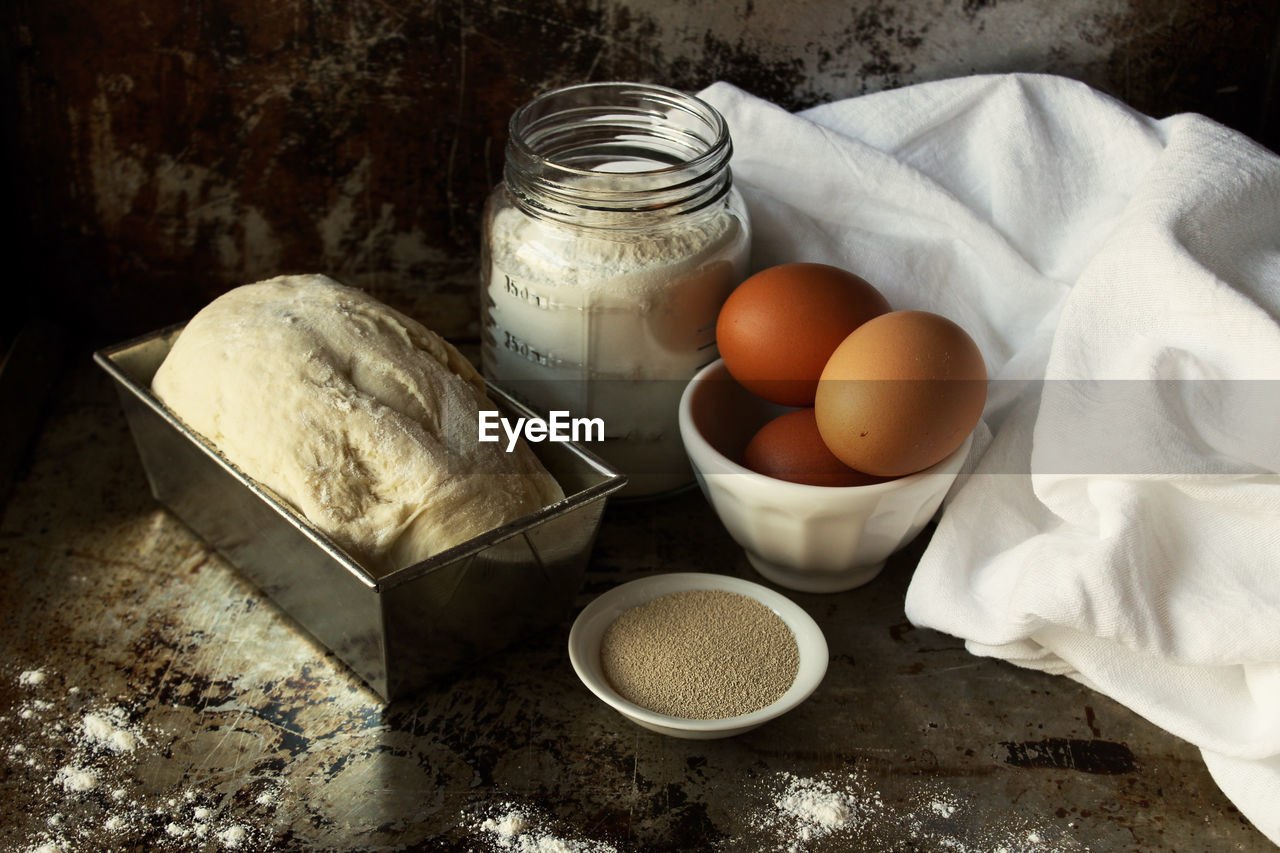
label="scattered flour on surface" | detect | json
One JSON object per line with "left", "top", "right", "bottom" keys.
{"left": 931, "top": 798, "right": 958, "bottom": 818}
{"left": 9, "top": 664, "right": 1090, "bottom": 852}
{"left": 6, "top": 664, "right": 278, "bottom": 852}
{"left": 749, "top": 772, "right": 875, "bottom": 853}
{"left": 82, "top": 712, "right": 140, "bottom": 753}
{"left": 218, "top": 825, "right": 249, "bottom": 848}
{"left": 472, "top": 803, "right": 618, "bottom": 853}
{"left": 776, "top": 775, "right": 853, "bottom": 836}
{"left": 482, "top": 811, "right": 531, "bottom": 839}
{"left": 55, "top": 765, "right": 98, "bottom": 792}
{"left": 738, "top": 769, "right": 1084, "bottom": 853}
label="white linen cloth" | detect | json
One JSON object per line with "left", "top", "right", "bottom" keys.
{"left": 699, "top": 75, "right": 1280, "bottom": 844}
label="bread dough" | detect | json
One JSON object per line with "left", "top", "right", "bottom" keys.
{"left": 151, "top": 274, "right": 564, "bottom": 576}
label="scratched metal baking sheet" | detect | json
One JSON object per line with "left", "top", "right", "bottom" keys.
{"left": 93, "top": 326, "right": 627, "bottom": 701}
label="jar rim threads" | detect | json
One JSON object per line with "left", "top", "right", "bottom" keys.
{"left": 504, "top": 82, "right": 734, "bottom": 225}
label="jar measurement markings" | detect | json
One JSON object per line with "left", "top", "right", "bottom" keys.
{"left": 503, "top": 275, "right": 553, "bottom": 309}
{"left": 502, "top": 330, "right": 550, "bottom": 367}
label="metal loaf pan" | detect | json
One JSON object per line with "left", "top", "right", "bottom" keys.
{"left": 94, "top": 326, "right": 627, "bottom": 701}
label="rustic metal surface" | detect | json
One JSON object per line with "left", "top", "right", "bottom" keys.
{"left": 4, "top": 0, "right": 1278, "bottom": 346}
{"left": 0, "top": 358, "right": 1270, "bottom": 852}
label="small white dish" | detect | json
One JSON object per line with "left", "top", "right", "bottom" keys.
{"left": 567, "top": 572, "right": 828, "bottom": 739}
{"left": 678, "top": 359, "right": 973, "bottom": 593}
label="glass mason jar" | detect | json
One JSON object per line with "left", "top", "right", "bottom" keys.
{"left": 480, "top": 82, "right": 751, "bottom": 498}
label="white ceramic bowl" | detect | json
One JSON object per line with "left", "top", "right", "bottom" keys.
{"left": 678, "top": 359, "right": 974, "bottom": 593}
{"left": 567, "top": 572, "right": 828, "bottom": 739}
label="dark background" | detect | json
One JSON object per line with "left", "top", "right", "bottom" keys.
{"left": 3, "top": 0, "right": 1278, "bottom": 347}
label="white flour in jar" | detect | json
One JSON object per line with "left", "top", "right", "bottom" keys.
{"left": 483, "top": 201, "right": 748, "bottom": 495}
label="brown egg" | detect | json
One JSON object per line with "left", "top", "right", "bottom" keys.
{"left": 742, "top": 408, "right": 886, "bottom": 487}
{"left": 716, "top": 263, "right": 890, "bottom": 407}
{"left": 815, "top": 310, "right": 987, "bottom": 477}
